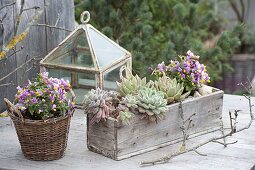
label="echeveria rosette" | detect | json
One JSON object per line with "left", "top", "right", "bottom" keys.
{"left": 151, "top": 50, "right": 210, "bottom": 92}
{"left": 14, "top": 72, "right": 74, "bottom": 121}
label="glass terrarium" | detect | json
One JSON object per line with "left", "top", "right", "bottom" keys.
{"left": 40, "top": 11, "right": 132, "bottom": 104}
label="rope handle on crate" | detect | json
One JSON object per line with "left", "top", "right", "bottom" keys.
{"left": 119, "top": 65, "right": 132, "bottom": 81}
{"left": 4, "top": 98, "right": 24, "bottom": 122}
{"left": 69, "top": 88, "right": 76, "bottom": 107}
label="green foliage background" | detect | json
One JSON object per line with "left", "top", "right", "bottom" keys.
{"left": 74, "top": 0, "right": 241, "bottom": 82}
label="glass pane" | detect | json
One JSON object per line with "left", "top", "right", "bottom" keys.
{"left": 103, "top": 65, "right": 124, "bottom": 90}
{"left": 47, "top": 68, "right": 97, "bottom": 105}
{"left": 88, "top": 26, "right": 126, "bottom": 68}
{"left": 47, "top": 28, "right": 95, "bottom": 68}
{"left": 78, "top": 73, "right": 96, "bottom": 88}
{"left": 48, "top": 69, "right": 71, "bottom": 82}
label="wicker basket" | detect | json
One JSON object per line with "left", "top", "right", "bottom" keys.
{"left": 4, "top": 90, "right": 75, "bottom": 161}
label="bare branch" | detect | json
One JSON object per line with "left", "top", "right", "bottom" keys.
{"left": 219, "top": 120, "right": 227, "bottom": 147}
{"left": 141, "top": 94, "right": 254, "bottom": 166}
{"left": 55, "top": 14, "right": 60, "bottom": 27}
{"left": 22, "top": 6, "right": 40, "bottom": 12}
{"left": 212, "top": 140, "right": 238, "bottom": 147}
{"left": 5, "top": 46, "right": 23, "bottom": 59}
{"left": 184, "top": 112, "right": 196, "bottom": 124}
{"left": 240, "top": 0, "right": 245, "bottom": 22}
{"left": 179, "top": 101, "right": 187, "bottom": 150}
{"left": 194, "top": 150, "right": 207, "bottom": 156}
{"left": 0, "top": 82, "right": 12, "bottom": 87}
{"left": 0, "top": 57, "right": 42, "bottom": 83}
{"left": 0, "top": 12, "right": 8, "bottom": 23}
{"left": 228, "top": 0, "right": 243, "bottom": 22}
{"left": 32, "top": 24, "right": 72, "bottom": 32}
{"left": 0, "top": 2, "right": 16, "bottom": 12}
{"left": 14, "top": 0, "right": 25, "bottom": 36}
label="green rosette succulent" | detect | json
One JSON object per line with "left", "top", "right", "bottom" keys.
{"left": 136, "top": 87, "right": 167, "bottom": 122}
{"left": 117, "top": 94, "right": 138, "bottom": 124}
{"left": 116, "top": 74, "right": 148, "bottom": 97}
{"left": 154, "top": 75, "right": 190, "bottom": 104}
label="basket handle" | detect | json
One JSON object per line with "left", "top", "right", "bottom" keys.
{"left": 69, "top": 88, "right": 76, "bottom": 104}
{"left": 119, "top": 66, "right": 132, "bottom": 81}
{"left": 4, "top": 98, "right": 24, "bottom": 122}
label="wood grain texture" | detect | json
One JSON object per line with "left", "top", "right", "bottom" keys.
{"left": 45, "top": 0, "right": 75, "bottom": 53}
{"left": 87, "top": 89, "right": 224, "bottom": 160}
{"left": 0, "top": 0, "right": 16, "bottom": 112}
{"left": 0, "top": 0, "right": 75, "bottom": 111}
{"left": 15, "top": 0, "right": 46, "bottom": 85}
{"left": 87, "top": 116, "right": 117, "bottom": 159}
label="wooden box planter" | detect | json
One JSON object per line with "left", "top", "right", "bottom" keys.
{"left": 87, "top": 87, "right": 224, "bottom": 160}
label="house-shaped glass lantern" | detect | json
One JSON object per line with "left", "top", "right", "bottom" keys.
{"left": 40, "top": 11, "right": 132, "bottom": 104}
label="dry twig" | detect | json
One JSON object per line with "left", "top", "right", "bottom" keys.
{"left": 32, "top": 24, "right": 72, "bottom": 32}
{"left": 141, "top": 80, "right": 254, "bottom": 166}
{"left": 0, "top": 2, "right": 16, "bottom": 12}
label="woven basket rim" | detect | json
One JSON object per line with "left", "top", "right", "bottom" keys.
{"left": 11, "top": 110, "right": 73, "bottom": 125}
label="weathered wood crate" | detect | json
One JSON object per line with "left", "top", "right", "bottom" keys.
{"left": 87, "top": 88, "right": 224, "bottom": 160}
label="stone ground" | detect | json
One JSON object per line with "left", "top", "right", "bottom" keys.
{"left": 0, "top": 94, "right": 255, "bottom": 170}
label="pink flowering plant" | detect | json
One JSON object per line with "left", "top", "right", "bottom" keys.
{"left": 151, "top": 50, "right": 210, "bottom": 92}
{"left": 15, "top": 72, "right": 75, "bottom": 120}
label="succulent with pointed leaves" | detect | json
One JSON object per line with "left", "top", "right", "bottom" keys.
{"left": 117, "top": 94, "right": 138, "bottom": 124}
{"left": 154, "top": 75, "right": 190, "bottom": 104}
{"left": 136, "top": 87, "right": 167, "bottom": 122}
{"left": 83, "top": 88, "right": 119, "bottom": 125}
{"left": 116, "top": 74, "right": 149, "bottom": 97}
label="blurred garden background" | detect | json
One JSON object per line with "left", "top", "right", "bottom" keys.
{"left": 74, "top": 0, "right": 255, "bottom": 94}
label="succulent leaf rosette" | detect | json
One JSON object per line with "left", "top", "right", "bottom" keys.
{"left": 136, "top": 87, "right": 167, "bottom": 122}
{"left": 14, "top": 72, "right": 75, "bottom": 121}
{"left": 154, "top": 74, "right": 190, "bottom": 104}
{"left": 83, "top": 88, "right": 119, "bottom": 125}
{"left": 151, "top": 50, "right": 210, "bottom": 92}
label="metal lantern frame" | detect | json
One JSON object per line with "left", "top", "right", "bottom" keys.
{"left": 40, "top": 11, "right": 132, "bottom": 90}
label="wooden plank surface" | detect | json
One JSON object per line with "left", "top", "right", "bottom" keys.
{"left": 45, "top": 0, "right": 74, "bottom": 52}
{"left": 15, "top": 0, "right": 46, "bottom": 85}
{"left": 0, "top": 94, "right": 254, "bottom": 170}
{"left": 0, "top": 0, "right": 75, "bottom": 112}
{"left": 0, "top": 0, "right": 16, "bottom": 112}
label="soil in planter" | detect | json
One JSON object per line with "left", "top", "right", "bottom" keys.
{"left": 20, "top": 109, "right": 65, "bottom": 120}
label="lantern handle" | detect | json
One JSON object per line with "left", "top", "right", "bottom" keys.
{"left": 119, "top": 65, "right": 132, "bottom": 81}
{"left": 80, "top": 11, "right": 90, "bottom": 24}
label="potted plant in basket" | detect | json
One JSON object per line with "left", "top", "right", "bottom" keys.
{"left": 4, "top": 72, "right": 75, "bottom": 161}
{"left": 84, "top": 51, "right": 224, "bottom": 160}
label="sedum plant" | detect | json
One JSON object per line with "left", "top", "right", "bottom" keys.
{"left": 83, "top": 88, "right": 119, "bottom": 125}
{"left": 136, "top": 87, "right": 167, "bottom": 122}
{"left": 154, "top": 74, "right": 190, "bottom": 104}
{"left": 116, "top": 74, "right": 148, "bottom": 97}
{"left": 117, "top": 94, "right": 138, "bottom": 124}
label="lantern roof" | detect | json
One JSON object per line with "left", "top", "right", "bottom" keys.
{"left": 40, "top": 11, "right": 131, "bottom": 73}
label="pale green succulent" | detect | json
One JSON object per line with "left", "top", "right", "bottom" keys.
{"left": 116, "top": 74, "right": 148, "bottom": 97}
{"left": 136, "top": 87, "right": 167, "bottom": 122}
{"left": 117, "top": 94, "right": 138, "bottom": 123}
{"left": 119, "top": 111, "right": 135, "bottom": 124}
{"left": 154, "top": 75, "right": 190, "bottom": 104}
